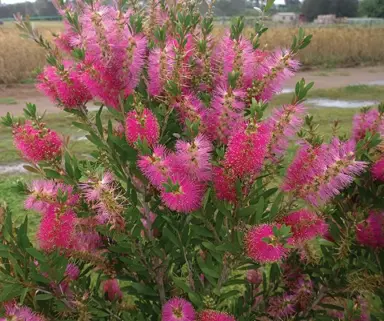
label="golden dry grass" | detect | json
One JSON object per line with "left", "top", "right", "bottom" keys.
{"left": 1, "top": 21, "right": 384, "bottom": 83}
{"left": 0, "top": 22, "right": 62, "bottom": 84}
{"left": 260, "top": 26, "right": 384, "bottom": 68}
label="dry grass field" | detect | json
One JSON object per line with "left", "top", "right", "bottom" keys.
{"left": 2, "top": 21, "right": 384, "bottom": 83}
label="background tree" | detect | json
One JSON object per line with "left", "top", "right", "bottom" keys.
{"left": 360, "top": 0, "right": 384, "bottom": 18}
{"left": 302, "top": 0, "right": 358, "bottom": 21}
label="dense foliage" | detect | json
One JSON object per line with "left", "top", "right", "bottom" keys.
{"left": 360, "top": 0, "right": 384, "bottom": 18}
{"left": 0, "top": 0, "right": 383, "bottom": 320}
{"left": 302, "top": 0, "right": 359, "bottom": 21}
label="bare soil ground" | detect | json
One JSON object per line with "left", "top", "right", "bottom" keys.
{"left": 1, "top": 65, "right": 384, "bottom": 116}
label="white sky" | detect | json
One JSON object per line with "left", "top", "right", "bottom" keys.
{"left": 2, "top": 0, "right": 288, "bottom": 4}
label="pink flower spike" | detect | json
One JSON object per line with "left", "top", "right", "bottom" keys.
{"left": 37, "top": 205, "right": 76, "bottom": 252}
{"left": 267, "top": 294, "right": 297, "bottom": 319}
{"left": 13, "top": 121, "right": 62, "bottom": 163}
{"left": 198, "top": 310, "right": 236, "bottom": 321}
{"left": 245, "top": 224, "right": 289, "bottom": 263}
{"left": 160, "top": 174, "right": 204, "bottom": 213}
{"left": 138, "top": 145, "right": 171, "bottom": 188}
{"left": 173, "top": 135, "right": 213, "bottom": 182}
{"left": 352, "top": 108, "right": 384, "bottom": 141}
{"left": 103, "top": 279, "right": 123, "bottom": 301}
{"left": 65, "top": 264, "right": 80, "bottom": 281}
{"left": 282, "top": 210, "right": 328, "bottom": 244}
{"left": 356, "top": 211, "right": 384, "bottom": 249}
{"left": 162, "top": 298, "right": 195, "bottom": 321}
{"left": 224, "top": 121, "right": 271, "bottom": 178}
{"left": 372, "top": 158, "right": 384, "bottom": 181}
{"left": 212, "top": 166, "right": 237, "bottom": 203}
{"left": 25, "top": 180, "right": 79, "bottom": 213}
{"left": 125, "top": 108, "right": 160, "bottom": 147}
{"left": 3, "top": 302, "right": 45, "bottom": 321}
{"left": 246, "top": 269, "right": 262, "bottom": 286}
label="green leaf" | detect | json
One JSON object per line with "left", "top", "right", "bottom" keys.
{"left": 219, "top": 289, "right": 241, "bottom": 302}
{"left": 268, "top": 192, "right": 284, "bottom": 221}
{"left": 72, "top": 121, "right": 92, "bottom": 132}
{"left": 23, "top": 165, "right": 40, "bottom": 174}
{"left": 64, "top": 152, "right": 74, "bottom": 178}
{"left": 192, "top": 226, "right": 213, "bottom": 238}
{"left": 96, "top": 106, "right": 104, "bottom": 138}
{"left": 239, "top": 205, "right": 258, "bottom": 218}
{"left": 44, "top": 169, "right": 62, "bottom": 179}
{"left": 172, "top": 277, "right": 191, "bottom": 293}
{"left": 265, "top": 0, "right": 275, "bottom": 12}
{"left": 0, "top": 284, "right": 25, "bottom": 302}
{"left": 26, "top": 248, "right": 46, "bottom": 262}
{"left": 163, "top": 227, "right": 179, "bottom": 247}
{"left": 36, "top": 293, "right": 54, "bottom": 300}
{"left": 188, "top": 292, "right": 202, "bottom": 306}
{"left": 201, "top": 267, "right": 220, "bottom": 278}
{"left": 129, "top": 282, "right": 158, "bottom": 297}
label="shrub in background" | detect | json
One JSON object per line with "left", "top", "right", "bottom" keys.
{"left": 0, "top": 0, "right": 383, "bottom": 320}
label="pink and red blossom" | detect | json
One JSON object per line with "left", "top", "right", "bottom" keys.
{"left": 245, "top": 224, "right": 289, "bottom": 263}
{"left": 198, "top": 310, "right": 236, "bottom": 321}
{"left": 162, "top": 298, "right": 195, "bottom": 321}
{"left": 13, "top": 121, "right": 62, "bottom": 163}
{"left": 356, "top": 211, "right": 384, "bottom": 248}
{"left": 125, "top": 108, "right": 160, "bottom": 147}
{"left": 282, "top": 210, "right": 328, "bottom": 244}
{"left": 372, "top": 158, "right": 384, "bottom": 181}
{"left": 103, "top": 279, "right": 123, "bottom": 301}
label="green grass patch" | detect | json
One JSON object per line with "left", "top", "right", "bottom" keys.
{"left": 0, "top": 97, "right": 17, "bottom": 105}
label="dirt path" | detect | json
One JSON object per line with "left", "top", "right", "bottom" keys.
{"left": 2, "top": 65, "right": 384, "bottom": 116}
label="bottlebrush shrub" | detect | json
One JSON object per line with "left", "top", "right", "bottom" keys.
{"left": 0, "top": 1, "right": 383, "bottom": 320}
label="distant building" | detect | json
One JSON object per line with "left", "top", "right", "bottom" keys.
{"left": 272, "top": 12, "right": 298, "bottom": 24}
{"left": 314, "top": 14, "right": 337, "bottom": 25}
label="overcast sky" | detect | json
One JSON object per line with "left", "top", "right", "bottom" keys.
{"left": 2, "top": 0, "right": 288, "bottom": 5}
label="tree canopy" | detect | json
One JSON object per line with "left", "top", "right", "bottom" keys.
{"left": 360, "top": 0, "right": 384, "bottom": 18}
{"left": 302, "top": 0, "right": 359, "bottom": 21}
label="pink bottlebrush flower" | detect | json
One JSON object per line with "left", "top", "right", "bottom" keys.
{"left": 267, "top": 294, "right": 297, "bottom": 319}
{"left": 37, "top": 61, "right": 92, "bottom": 109}
{"left": 282, "top": 143, "right": 325, "bottom": 192}
{"left": 37, "top": 205, "right": 76, "bottom": 252}
{"left": 80, "top": 172, "right": 125, "bottom": 229}
{"left": 259, "top": 49, "right": 300, "bottom": 101}
{"left": 198, "top": 310, "right": 236, "bottom": 321}
{"left": 162, "top": 298, "right": 196, "bottom": 321}
{"left": 71, "top": 231, "right": 103, "bottom": 252}
{"left": 356, "top": 211, "right": 384, "bottom": 248}
{"left": 79, "top": 8, "right": 147, "bottom": 109}
{"left": 148, "top": 45, "right": 174, "bottom": 97}
{"left": 25, "top": 180, "right": 79, "bottom": 213}
{"left": 372, "top": 158, "right": 384, "bottom": 181}
{"left": 13, "top": 121, "right": 62, "bottom": 163}
{"left": 267, "top": 104, "right": 306, "bottom": 161}
{"left": 290, "top": 276, "right": 314, "bottom": 310}
{"left": 138, "top": 145, "right": 171, "bottom": 188}
{"left": 283, "top": 139, "right": 367, "bottom": 206}
{"left": 224, "top": 121, "right": 271, "bottom": 178}
{"left": 356, "top": 296, "right": 370, "bottom": 321}
{"left": 114, "top": 122, "right": 125, "bottom": 138}
{"left": 3, "top": 302, "right": 45, "bottom": 321}
{"left": 245, "top": 224, "right": 289, "bottom": 263}
{"left": 103, "top": 279, "right": 123, "bottom": 301}
{"left": 173, "top": 135, "right": 213, "bottom": 182}
{"left": 203, "top": 85, "right": 246, "bottom": 144}
{"left": 282, "top": 210, "right": 328, "bottom": 244}
{"left": 140, "top": 209, "right": 158, "bottom": 238}
{"left": 65, "top": 263, "right": 80, "bottom": 281}
{"left": 246, "top": 269, "right": 262, "bottom": 286}
{"left": 173, "top": 93, "right": 204, "bottom": 127}
{"left": 125, "top": 108, "right": 160, "bottom": 147}
{"left": 352, "top": 108, "right": 384, "bottom": 141}
{"left": 211, "top": 35, "right": 253, "bottom": 88}
{"left": 212, "top": 166, "right": 237, "bottom": 203}
{"left": 160, "top": 174, "right": 205, "bottom": 213}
